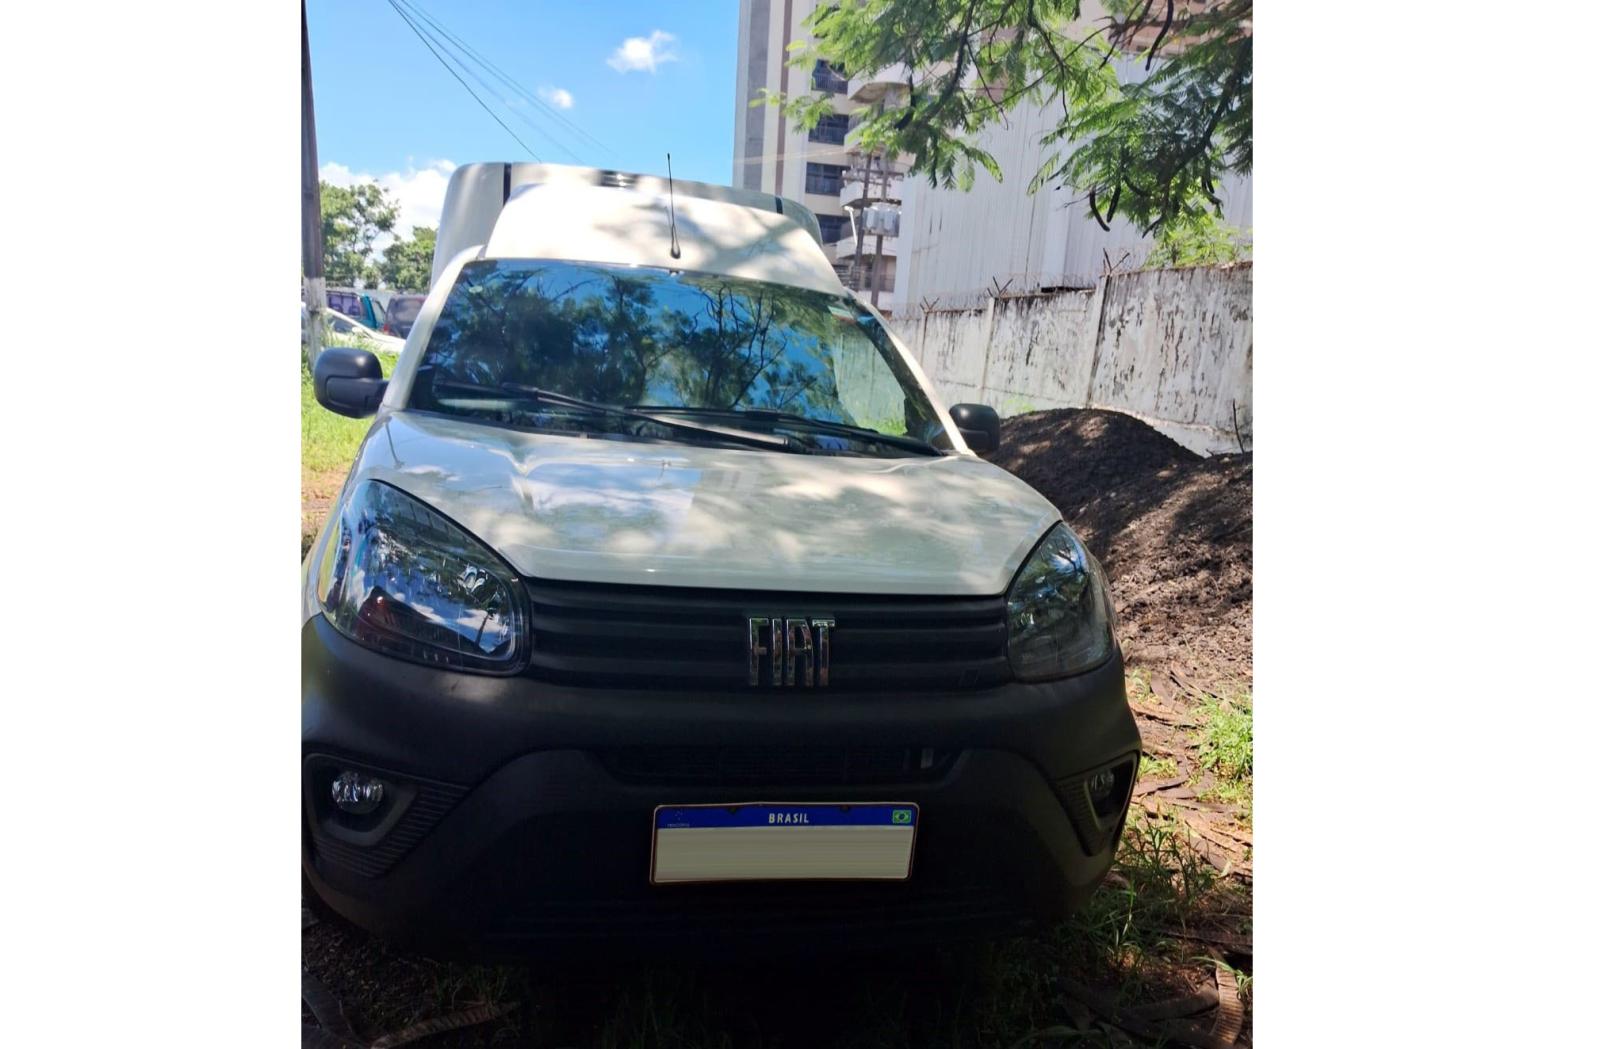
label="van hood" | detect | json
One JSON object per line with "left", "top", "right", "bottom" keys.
{"left": 349, "top": 411, "right": 1063, "bottom": 596}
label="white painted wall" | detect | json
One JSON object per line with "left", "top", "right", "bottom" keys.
{"left": 890, "top": 264, "right": 1253, "bottom": 456}
{"left": 896, "top": 56, "right": 1252, "bottom": 311}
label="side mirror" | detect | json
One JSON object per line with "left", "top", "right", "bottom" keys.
{"left": 950, "top": 403, "right": 1001, "bottom": 453}
{"left": 314, "top": 347, "right": 388, "bottom": 418}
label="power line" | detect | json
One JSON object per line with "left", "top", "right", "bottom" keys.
{"left": 384, "top": 0, "right": 540, "bottom": 160}
{"left": 391, "top": 1, "right": 583, "bottom": 163}
{"left": 395, "top": 0, "right": 609, "bottom": 159}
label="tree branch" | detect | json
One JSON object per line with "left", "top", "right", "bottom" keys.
{"left": 1147, "top": 0, "right": 1175, "bottom": 70}
{"left": 923, "top": 0, "right": 982, "bottom": 125}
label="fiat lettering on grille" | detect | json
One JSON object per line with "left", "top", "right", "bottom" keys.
{"left": 747, "top": 617, "right": 834, "bottom": 686}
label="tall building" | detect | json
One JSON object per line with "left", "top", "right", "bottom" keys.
{"left": 733, "top": 0, "right": 904, "bottom": 312}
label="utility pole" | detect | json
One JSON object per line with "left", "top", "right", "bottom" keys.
{"left": 302, "top": 0, "right": 326, "bottom": 369}
{"left": 870, "top": 149, "right": 890, "bottom": 307}
{"left": 848, "top": 153, "right": 870, "bottom": 292}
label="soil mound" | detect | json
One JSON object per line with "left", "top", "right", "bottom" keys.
{"left": 986, "top": 409, "right": 1252, "bottom": 690}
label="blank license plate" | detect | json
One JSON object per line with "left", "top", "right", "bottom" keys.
{"left": 650, "top": 803, "right": 919, "bottom": 884}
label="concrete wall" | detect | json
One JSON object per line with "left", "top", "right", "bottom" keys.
{"left": 891, "top": 263, "right": 1252, "bottom": 455}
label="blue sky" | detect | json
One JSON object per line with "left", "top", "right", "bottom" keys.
{"left": 308, "top": 0, "right": 740, "bottom": 237}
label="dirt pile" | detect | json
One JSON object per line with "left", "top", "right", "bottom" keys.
{"left": 985, "top": 408, "right": 1253, "bottom": 692}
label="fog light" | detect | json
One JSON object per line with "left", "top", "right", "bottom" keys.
{"left": 1087, "top": 767, "right": 1117, "bottom": 805}
{"left": 330, "top": 770, "right": 385, "bottom": 815}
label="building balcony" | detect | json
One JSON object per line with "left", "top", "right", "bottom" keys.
{"left": 847, "top": 65, "right": 912, "bottom": 105}
{"left": 831, "top": 233, "right": 899, "bottom": 261}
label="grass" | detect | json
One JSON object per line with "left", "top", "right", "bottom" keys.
{"left": 1061, "top": 809, "right": 1246, "bottom": 1001}
{"left": 1195, "top": 693, "right": 1252, "bottom": 782}
{"left": 427, "top": 961, "right": 516, "bottom": 1016}
{"left": 300, "top": 346, "right": 398, "bottom": 474}
{"left": 1139, "top": 753, "right": 1179, "bottom": 780}
{"left": 301, "top": 346, "right": 399, "bottom": 554}
{"left": 1194, "top": 691, "right": 1253, "bottom": 823}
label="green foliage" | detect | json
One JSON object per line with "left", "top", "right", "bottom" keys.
{"left": 1144, "top": 212, "right": 1252, "bottom": 269}
{"left": 321, "top": 181, "right": 398, "bottom": 286}
{"left": 1063, "top": 808, "right": 1246, "bottom": 996}
{"left": 1140, "top": 753, "right": 1179, "bottom": 779}
{"left": 768, "top": 0, "right": 1252, "bottom": 233}
{"left": 1196, "top": 692, "right": 1253, "bottom": 782}
{"left": 377, "top": 226, "right": 436, "bottom": 292}
{"left": 753, "top": 86, "right": 835, "bottom": 129}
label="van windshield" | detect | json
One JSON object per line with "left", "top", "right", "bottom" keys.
{"left": 407, "top": 259, "right": 952, "bottom": 455}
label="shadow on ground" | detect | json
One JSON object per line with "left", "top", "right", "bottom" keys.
{"left": 304, "top": 850, "right": 1252, "bottom": 1049}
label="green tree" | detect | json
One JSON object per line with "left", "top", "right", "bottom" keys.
{"left": 377, "top": 226, "right": 436, "bottom": 292}
{"left": 1144, "top": 211, "right": 1250, "bottom": 269}
{"left": 765, "top": 0, "right": 1251, "bottom": 236}
{"left": 320, "top": 181, "right": 397, "bottom": 286}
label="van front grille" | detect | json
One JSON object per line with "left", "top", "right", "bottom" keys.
{"left": 600, "top": 745, "right": 957, "bottom": 786}
{"left": 521, "top": 578, "right": 1012, "bottom": 691}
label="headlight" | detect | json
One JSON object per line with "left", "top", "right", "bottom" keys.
{"left": 316, "top": 480, "right": 528, "bottom": 673}
{"left": 1006, "top": 523, "right": 1115, "bottom": 681}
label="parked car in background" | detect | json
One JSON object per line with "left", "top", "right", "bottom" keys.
{"left": 381, "top": 293, "right": 424, "bottom": 338}
{"left": 327, "top": 287, "right": 392, "bottom": 331}
{"left": 302, "top": 303, "right": 405, "bottom": 354}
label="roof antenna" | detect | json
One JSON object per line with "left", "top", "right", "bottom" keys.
{"left": 665, "top": 153, "right": 682, "bottom": 259}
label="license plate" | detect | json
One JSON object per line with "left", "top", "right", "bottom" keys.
{"left": 650, "top": 802, "right": 919, "bottom": 884}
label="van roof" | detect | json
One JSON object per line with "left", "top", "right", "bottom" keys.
{"left": 432, "top": 163, "right": 842, "bottom": 295}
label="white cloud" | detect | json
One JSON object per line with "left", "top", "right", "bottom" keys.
{"left": 607, "top": 30, "right": 678, "bottom": 73}
{"left": 538, "top": 85, "right": 575, "bottom": 110}
{"left": 319, "top": 159, "right": 456, "bottom": 251}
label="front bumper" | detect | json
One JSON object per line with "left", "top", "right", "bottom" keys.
{"left": 302, "top": 615, "right": 1140, "bottom": 954}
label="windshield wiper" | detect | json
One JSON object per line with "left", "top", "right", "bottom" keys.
{"left": 634, "top": 406, "right": 945, "bottom": 457}
{"left": 429, "top": 380, "right": 797, "bottom": 453}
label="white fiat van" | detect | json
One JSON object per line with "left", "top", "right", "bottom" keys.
{"left": 301, "top": 163, "right": 1138, "bottom": 953}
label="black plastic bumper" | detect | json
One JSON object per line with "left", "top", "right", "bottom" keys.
{"left": 301, "top": 615, "right": 1140, "bottom": 954}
